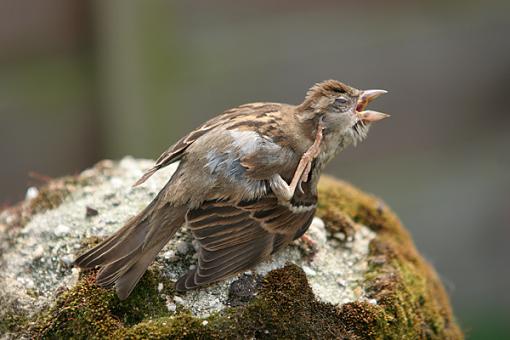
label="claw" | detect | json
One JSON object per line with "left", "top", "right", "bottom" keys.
{"left": 302, "top": 162, "right": 312, "bottom": 183}
{"left": 285, "top": 117, "right": 325, "bottom": 200}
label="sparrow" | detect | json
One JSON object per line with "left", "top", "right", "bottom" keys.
{"left": 75, "top": 80, "right": 389, "bottom": 300}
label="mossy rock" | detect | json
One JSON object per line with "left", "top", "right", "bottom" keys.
{"left": 0, "top": 159, "right": 462, "bottom": 339}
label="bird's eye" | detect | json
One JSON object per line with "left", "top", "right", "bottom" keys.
{"left": 334, "top": 97, "right": 348, "bottom": 106}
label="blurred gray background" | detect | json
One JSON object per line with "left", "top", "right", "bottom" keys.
{"left": 0, "top": 1, "right": 509, "bottom": 338}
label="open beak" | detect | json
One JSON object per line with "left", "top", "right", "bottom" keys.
{"left": 356, "top": 89, "right": 390, "bottom": 123}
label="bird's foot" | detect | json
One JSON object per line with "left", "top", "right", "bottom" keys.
{"left": 301, "top": 234, "right": 317, "bottom": 249}
{"left": 270, "top": 118, "right": 325, "bottom": 199}
{"left": 298, "top": 234, "right": 319, "bottom": 259}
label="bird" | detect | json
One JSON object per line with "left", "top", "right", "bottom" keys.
{"left": 74, "top": 79, "right": 389, "bottom": 300}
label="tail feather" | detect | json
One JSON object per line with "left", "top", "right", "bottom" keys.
{"left": 115, "top": 234, "right": 174, "bottom": 299}
{"left": 95, "top": 265, "right": 124, "bottom": 288}
{"left": 95, "top": 246, "right": 143, "bottom": 287}
{"left": 76, "top": 218, "right": 146, "bottom": 268}
{"left": 75, "top": 200, "right": 156, "bottom": 268}
{"left": 75, "top": 201, "right": 186, "bottom": 300}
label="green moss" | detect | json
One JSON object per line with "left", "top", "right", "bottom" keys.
{"left": 317, "top": 176, "right": 463, "bottom": 339}
{"left": 204, "top": 264, "right": 348, "bottom": 339}
{"left": 116, "top": 314, "right": 207, "bottom": 339}
{"left": 111, "top": 269, "right": 174, "bottom": 326}
{"left": 337, "top": 302, "right": 387, "bottom": 338}
{"left": 31, "top": 265, "right": 350, "bottom": 339}
{"left": 33, "top": 274, "right": 121, "bottom": 338}
{"left": 33, "top": 268, "right": 175, "bottom": 338}
{"left": 0, "top": 303, "right": 29, "bottom": 337}
{"left": 26, "top": 175, "right": 461, "bottom": 339}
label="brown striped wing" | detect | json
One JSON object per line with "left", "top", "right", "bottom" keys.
{"left": 133, "top": 103, "right": 283, "bottom": 186}
{"left": 175, "top": 196, "right": 316, "bottom": 291}
{"left": 133, "top": 116, "right": 227, "bottom": 186}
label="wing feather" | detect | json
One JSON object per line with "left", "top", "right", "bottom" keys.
{"left": 134, "top": 112, "right": 245, "bottom": 186}
{"left": 175, "top": 195, "right": 316, "bottom": 291}
{"left": 134, "top": 103, "right": 290, "bottom": 186}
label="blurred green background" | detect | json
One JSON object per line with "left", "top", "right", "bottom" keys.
{"left": 0, "top": 1, "right": 509, "bottom": 338}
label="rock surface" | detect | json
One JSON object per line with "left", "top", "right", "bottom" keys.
{"left": 0, "top": 158, "right": 463, "bottom": 339}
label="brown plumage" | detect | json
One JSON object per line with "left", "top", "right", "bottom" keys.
{"left": 75, "top": 79, "right": 389, "bottom": 299}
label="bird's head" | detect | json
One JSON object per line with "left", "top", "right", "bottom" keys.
{"left": 298, "top": 79, "right": 389, "bottom": 147}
